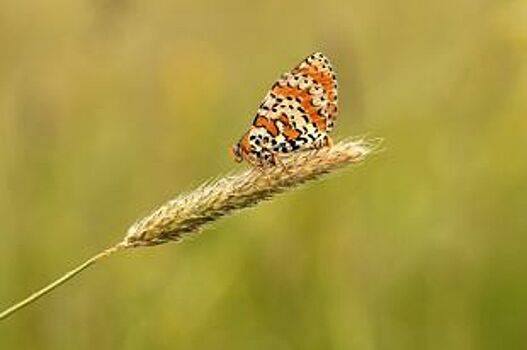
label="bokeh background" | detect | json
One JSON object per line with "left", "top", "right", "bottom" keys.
{"left": 1, "top": 0, "right": 526, "bottom": 349}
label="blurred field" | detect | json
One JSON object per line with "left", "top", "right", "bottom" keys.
{"left": 1, "top": 0, "right": 527, "bottom": 349}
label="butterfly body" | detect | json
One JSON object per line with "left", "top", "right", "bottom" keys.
{"left": 232, "top": 52, "right": 339, "bottom": 167}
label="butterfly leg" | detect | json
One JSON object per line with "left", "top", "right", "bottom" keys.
{"left": 325, "top": 135, "right": 334, "bottom": 148}
{"left": 258, "top": 150, "right": 290, "bottom": 174}
{"left": 313, "top": 135, "right": 333, "bottom": 150}
{"left": 250, "top": 151, "right": 276, "bottom": 186}
{"left": 271, "top": 152, "right": 292, "bottom": 174}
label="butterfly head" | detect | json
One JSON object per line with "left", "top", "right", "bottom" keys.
{"left": 230, "top": 143, "right": 244, "bottom": 163}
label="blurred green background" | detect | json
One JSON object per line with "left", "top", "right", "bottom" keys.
{"left": 1, "top": 0, "right": 526, "bottom": 349}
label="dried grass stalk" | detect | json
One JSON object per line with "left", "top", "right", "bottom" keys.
{"left": 0, "top": 137, "right": 381, "bottom": 321}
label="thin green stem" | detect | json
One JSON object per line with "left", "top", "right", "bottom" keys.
{"left": 0, "top": 243, "right": 126, "bottom": 321}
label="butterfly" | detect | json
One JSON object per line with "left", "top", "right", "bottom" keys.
{"left": 231, "top": 52, "right": 339, "bottom": 167}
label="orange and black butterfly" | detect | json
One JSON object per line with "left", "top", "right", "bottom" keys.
{"left": 231, "top": 52, "right": 339, "bottom": 166}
